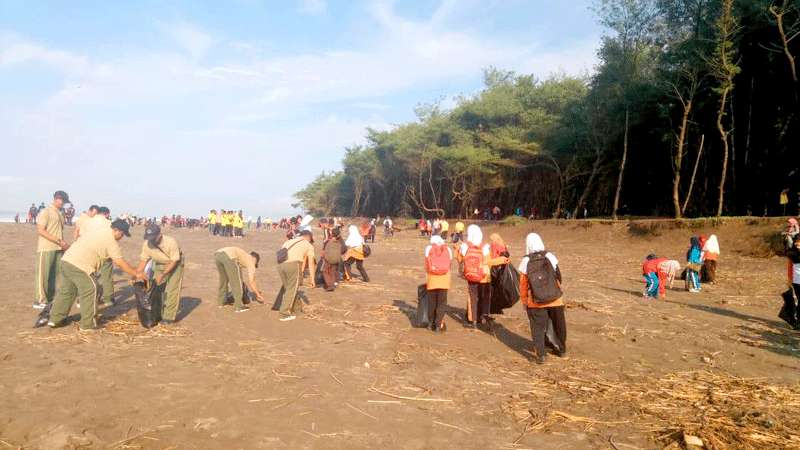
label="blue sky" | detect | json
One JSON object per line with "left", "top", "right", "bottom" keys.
{"left": 0, "top": 0, "right": 602, "bottom": 218}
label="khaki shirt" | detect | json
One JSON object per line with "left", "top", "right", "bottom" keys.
{"left": 62, "top": 228, "right": 123, "bottom": 275}
{"left": 217, "top": 247, "right": 256, "bottom": 283}
{"left": 37, "top": 205, "right": 64, "bottom": 252}
{"left": 282, "top": 237, "right": 315, "bottom": 263}
{"left": 81, "top": 215, "right": 111, "bottom": 237}
{"left": 140, "top": 235, "right": 181, "bottom": 265}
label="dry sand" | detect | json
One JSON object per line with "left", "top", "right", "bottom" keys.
{"left": 0, "top": 220, "right": 799, "bottom": 449}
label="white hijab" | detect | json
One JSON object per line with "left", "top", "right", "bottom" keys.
{"left": 345, "top": 224, "right": 364, "bottom": 248}
{"left": 703, "top": 234, "right": 720, "bottom": 254}
{"left": 299, "top": 214, "right": 314, "bottom": 232}
{"left": 460, "top": 224, "right": 488, "bottom": 256}
{"left": 425, "top": 235, "right": 452, "bottom": 257}
{"left": 518, "top": 233, "right": 558, "bottom": 273}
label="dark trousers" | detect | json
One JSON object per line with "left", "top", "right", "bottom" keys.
{"left": 322, "top": 261, "right": 339, "bottom": 291}
{"left": 344, "top": 258, "right": 369, "bottom": 282}
{"left": 526, "top": 306, "right": 567, "bottom": 357}
{"left": 702, "top": 260, "right": 717, "bottom": 283}
{"left": 467, "top": 282, "right": 491, "bottom": 323}
{"left": 427, "top": 289, "right": 447, "bottom": 328}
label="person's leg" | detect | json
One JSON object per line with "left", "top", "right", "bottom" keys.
{"left": 356, "top": 259, "right": 369, "bottom": 282}
{"left": 279, "top": 262, "right": 300, "bottom": 317}
{"left": 48, "top": 262, "right": 78, "bottom": 325}
{"left": 436, "top": 290, "right": 448, "bottom": 329}
{"left": 322, "top": 262, "right": 336, "bottom": 290}
{"left": 75, "top": 269, "right": 99, "bottom": 329}
{"left": 221, "top": 257, "right": 243, "bottom": 309}
{"left": 343, "top": 258, "right": 354, "bottom": 281}
{"left": 467, "top": 282, "right": 479, "bottom": 324}
{"left": 160, "top": 261, "right": 184, "bottom": 321}
{"left": 34, "top": 250, "right": 56, "bottom": 305}
{"left": 46, "top": 251, "right": 62, "bottom": 304}
{"left": 793, "top": 284, "right": 800, "bottom": 324}
{"left": 478, "top": 283, "right": 492, "bottom": 321}
{"left": 548, "top": 306, "right": 567, "bottom": 354}
{"left": 708, "top": 260, "right": 717, "bottom": 283}
{"left": 99, "top": 259, "right": 114, "bottom": 304}
{"left": 215, "top": 253, "right": 229, "bottom": 305}
{"left": 427, "top": 289, "right": 439, "bottom": 330}
{"left": 530, "top": 308, "right": 549, "bottom": 360}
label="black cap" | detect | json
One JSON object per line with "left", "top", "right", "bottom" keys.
{"left": 299, "top": 229, "right": 314, "bottom": 243}
{"left": 143, "top": 224, "right": 161, "bottom": 242}
{"left": 54, "top": 190, "right": 70, "bottom": 203}
{"left": 98, "top": 206, "right": 110, "bottom": 215}
{"left": 111, "top": 219, "right": 131, "bottom": 237}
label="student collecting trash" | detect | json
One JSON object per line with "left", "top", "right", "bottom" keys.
{"left": 517, "top": 233, "right": 567, "bottom": 364}
{"left": 701, "top": 234, "right": 720, "bottom": 283}
{"left": 457, "top": 225, "right": 508, "bottom": 328}
{"left": 343, "top": 225, "right": 370, "bottom": 282}
{"left": 423, "top": 235, "right": 453, "bottom": 332}
{"left": 321, "top": 227, "right": 344, "bottom": 291}
{"left": 642, "top": 254, "right": 664, "bottom": 299}
{"left": 685, "top": 236, "right": 703, "bottom": 293}
{"left": 780, "top": 236, "right": 800, "bottom": 329}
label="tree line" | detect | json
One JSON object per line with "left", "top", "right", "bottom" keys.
{"left": 295, "top": 0, "right": 800, "bottom": 219}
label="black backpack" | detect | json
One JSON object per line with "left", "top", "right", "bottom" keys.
{"left": 525, "top": 251, "right": 562, "bottom": 303}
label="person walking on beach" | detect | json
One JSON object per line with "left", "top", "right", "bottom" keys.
{"left": 214, "top": 246, "right": 264, "bottom": 313}
{"left": 33, "top": 190, "right": 70, "bottom": 309}
{"left": 276, "top": 230, "right": 316, "bottom": 321}
{"left": 136, "top": 224, "right": 184, "bottom": 324}
{"left": 48, "top": 219, "right": 143, "bottom": 331}
{"left": 424, "top": 235, "right": 453, "bottom": 332}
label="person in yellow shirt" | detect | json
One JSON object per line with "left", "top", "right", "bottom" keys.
{"left": 220, "top": 211, "right": 231, "bottom": 237}
{"left": 208, "top": 210, "right": 217, "bottom": 235}
{"left": 440, "top": 219, "right": 450, "bottom": 241}
{"left": 453, "top": 221, "right": 465, "bottom": 243}
{"left": 34, "top": 190, "right": 70, "bottom": 309}
{"left": 215, "top": 210, "right": 223, "bottom": 235}
{"left": 136, "top": 224, "right": 184, "bottom": 324}
{"left": 233, "top": 212, "right": 244, "bottom": 238}
{"left": 73, "top": 204, "right": 99, "bottom": 240}
{"left": 48, "top": 219, "right": 143, "bottom": 330}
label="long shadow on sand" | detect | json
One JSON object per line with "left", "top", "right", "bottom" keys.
{"left": 664, "top": 299, "right": 800, "bottom": 359}
{"left": 176, "top": 297, "right": 202, "bottom": 321}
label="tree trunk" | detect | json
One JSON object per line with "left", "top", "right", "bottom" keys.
{"left": 573, "top": 148, "right": 602, "bottom": 218}
{"left": 771, "top": 2, "right": 798, "bottom": 83}
{"left": 716, "top": 88, "right": 731, "bottom": 217}
{"left": 612, "top": 108, "right": 629, "bottom": 220}
{"left": 682, "top": 134, "right": 705, "bottom": 216}
{"left": 672, "top": 98, "right": 692, "bottom": 218}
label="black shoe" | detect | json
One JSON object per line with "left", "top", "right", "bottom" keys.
{"left": 464, "top": 322, "right": 476, "bottom": 329}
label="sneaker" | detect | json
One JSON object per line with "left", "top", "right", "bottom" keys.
{"left": 32, "top": 302, "right": 46, "bottom": 310}
{"left": 279, "top": 315, "right": 296, "bottom": 322}
{"left": 47, "top": 321, "right": 57, "bottom": 328}
{"left": 234, "top": 306, "right": 250, "bottom": 313}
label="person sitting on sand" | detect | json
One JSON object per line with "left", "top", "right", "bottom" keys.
{"left": 424, "top": 235, "right": 453, "bottom": 333}
{"left": 214, "top": 246, "right": 264, "bottom": 313}
{"left": 343, "top": 225, "right": 370, "bottom": 282}
{"left": 518, "top": 233, "right": 566, "bottom": 364}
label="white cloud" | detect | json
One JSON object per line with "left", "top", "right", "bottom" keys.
{"left": 297, "top": 0, "right": 327, "bottom": 15}
{"left": 158, "top": 21, "right": 215, "bottom": 58}
{"left": 0, "top": 32, "right": 90, "bottom": 74}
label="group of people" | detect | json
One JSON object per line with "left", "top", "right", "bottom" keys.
{"left": 418, "top": 218, "right": 465, "bottom": 243}
{"left": 420, "top": 224, "right": 567, "bottom": 364}
{"left": 207, "top": 210, "right": 248, "bottom": 237}
{"left": 641, "top": 234, "right": 721, "bottom": 300}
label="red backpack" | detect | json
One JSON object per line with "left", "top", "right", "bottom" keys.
{"left": 426, "top": 244, "right": 451, "bottom": 275}
{"left": 463, "top": 244, "right": 485, "bottom": 282}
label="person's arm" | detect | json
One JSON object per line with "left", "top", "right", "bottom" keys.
{"left": 135, "top": 259, "right": 148, "bottom": 277}
{"left": 245, "top": 272, "right": 264, "bottom": 301}
{"left": 155, "top": 260, "right": 178, "bottom": 284}
{"left": 113, "top": 258, "right": 145, "bottom": 280}
{"left": 487, "top": 255, "right": 509, "bottom": 266}
{"left": 37, "top": 217, "right": 68, "bottom": 250}
{"left": 307, "top": 249, "right": 317, "bottom": 288}
{"left": 519, "top": 273, "right": 529, "bottom": 305}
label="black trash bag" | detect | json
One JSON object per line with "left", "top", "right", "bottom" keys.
{"left": 490, "top": 264, "right": 521, "bottom": 314}
{"left": 134, "top": 281, "right": 164, "bottom": 329}
{"left": 545, "top": 318, "right": 564, "bottom": 354}
{"left": 416, "top": 284, "right": 431, "bottom": 328}
{"left": 779, "top": 289, "right": 797, "bottom": 328}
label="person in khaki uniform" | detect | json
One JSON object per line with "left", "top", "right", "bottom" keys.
{"left": 214, "top": 247, "right": 264, "bottom": 312}
{"left": 33, "top": 190, "right": 71, "bottom": 309}
{"left": 276, "top": 230, "right": 316, "bottom": 321}
{"left": 136, "top": 224, "right": 184, "bottom": 324}
{"left": 48, "top": 219, "right": 142, "bottom": 330}
{"left": 80, "top": 207, "right": 116, "bottom": 304}
{"left": 73, "top": 204, "right": 99, "bottom": 239}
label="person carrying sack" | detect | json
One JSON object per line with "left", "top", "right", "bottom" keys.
{"left": 343, "top": 225, "right": 370, "bottom": 282}
{"left": 457, "top": 224, "right": 508, "bottom": 329}
{"left": 275, "top": 230, "right": 316, "bottom": 321}
{"left": 424, "top": 235, "right": 452, "bottom": 332}
{"left": 518, "top": 233, "right": 567, "bottom": 365}
{"left": 322, "top": 227, "right": 343, "bottom": 291}
{"left": 135, "top": 224, "right": 184, "bottom": 324}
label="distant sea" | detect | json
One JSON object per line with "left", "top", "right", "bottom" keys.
{"left": 0, "top": 210, "right": 21, "bottom": 223}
